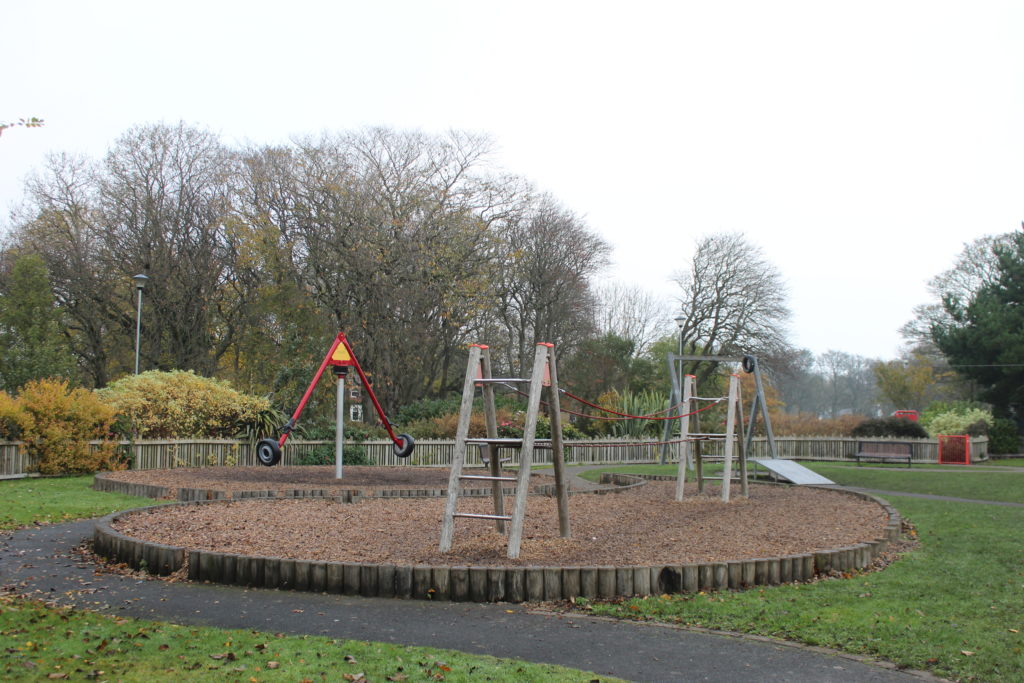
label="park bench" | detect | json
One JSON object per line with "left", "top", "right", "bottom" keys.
{"left": 854, "top": 441, "right": 913, "bottom": 467}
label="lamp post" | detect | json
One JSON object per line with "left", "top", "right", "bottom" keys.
{"left": 674, "top": 311, "right": 686, "bottom": 356}
{"left": 132, "top": 274, "right": 148, "bottom": 375}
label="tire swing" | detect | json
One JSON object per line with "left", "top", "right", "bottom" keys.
{"left": 256, "top": 332, "right": 415, "bottom": 466}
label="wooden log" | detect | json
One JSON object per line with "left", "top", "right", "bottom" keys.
{"left": 469, "top": 567, "right": 489, "bottom": 602}
{"left": 526, "top": 567, "right": 545, "bottom": 601}
{"left": 431, "top": 567, "right": 451, "bottom": 601}
{"left": 263, "top": 558, "right": 280, "bottom": 589}
{"left": 682, "top": 564, "right": 699, "bottom": 593}
{"left": 360, "top": 564, "right": 378, "bottom": 597}
{"left": 343, "top": 562, "right": 361, "bottom": 595}
{"left": 801, "top": 554, "right": 815, "bottom": 580}
{"left": 754, "top": 559, "right": 769, "bottom": 585}
{"left": 220, "top": 554, "right": 237, "bottom": 584}
{"left": 394, "top": 566, "right": 413, "bottom": 598}
{"left": 279, "top": 560, "right": 296, "bottom": 590}
{"left": 595, "top": 567, "right": 615, "bottom": 598}
{"left": 377, "top": 564, "right": 396, "bottom": 598}
{"left": 814, "top": 551, "right": 833, "bottom": 575}
{"left": 779, "top": 557, "right": 792, "bottom": 583}
{"left": 506, "top": 568, "right": 526, "bottom": 603}
{"left": 309, "top": 562, "right": 327, "bottom": 593}
{"left": 544, "top": 568, "right": 562, "bottom": 601}
{"left": 562, "top": 568, "right": 581, "bottom": 600}
{"left": 488, "top": 568, "right": 506, "bottom": 602}
{"left": 767, "top": 559, "right": 780, "bottom": 585}
{"left": 653, "top": 566, "right": 681, "bottom": 594}
{"left": 616, "top": 568, "right": 634, "bottom": 597}
{"left": 294, "top": 560, "right": 311, "bottom": 592}
{"left": 188, "top": 550, "right": 202, "bottom": 581}
{"left": 450, "top": 566, "right": 470, "bottom": 602}
{"left": 697, "top": 564, "right": 714, "bottom": 591}
{"left": 631, "top": 567, "right": 650, "bottom": 596}
{"left": 326, "top": 563, "right": 344, "bottom": 594}
{"left": 727, "top": 561, "right": 743, "bottom": 589}
{"left": 412, "top": 565, "right": 432, "bottom": 599}
{"left": 580, "top": 568, "right": 598, "bottom": 599}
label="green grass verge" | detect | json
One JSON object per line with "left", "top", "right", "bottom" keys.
{"left": 978, "top": 457, "right": 1024, "bottom": 467}
{"left": 0, "top": 476, "right": 154, "bottom": 531}
{"left": 575, "top": 464, "right": 1024, "bottom": 679}
{"left": 581, "top": 497, "right": 1024, "bottom": 681}
{"left": 0, "top": 476, "right": 620, "bottom": 682}
{"left": 0, "top": 595, "right": 617, "bottom": 681}
{"left": 800, "top": 462, "right": 1024, "bottom": 504}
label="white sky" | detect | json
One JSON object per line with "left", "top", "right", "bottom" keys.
{"left": 2, "top": 0, "right": 1022, "bottom": 360}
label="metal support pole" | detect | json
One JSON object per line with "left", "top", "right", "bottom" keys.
{"left": 334, "top": 368, "right": 346, "bottom": 479}
{"left": 134, "top": 288, "right": 143, "bottom": 375}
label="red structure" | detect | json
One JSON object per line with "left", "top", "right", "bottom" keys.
{"left": 938, "top": 434, "right": 971, "bottom": 465}
{"left": 893, "top": 410, "right": 919, "bottom": 421}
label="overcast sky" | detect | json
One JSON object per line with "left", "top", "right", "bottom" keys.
{"left": 2, "top": 0, "right": 1022, "bottom": 360}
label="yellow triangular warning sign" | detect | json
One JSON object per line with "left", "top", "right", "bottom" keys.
{"left": 330, "top": 344, "right": 352, "bottom": 363}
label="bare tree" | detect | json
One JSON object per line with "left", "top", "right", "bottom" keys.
{"left": 671, "top": 232, "right": 791, "bottom": 385}
{"left": 901, "top": 233, "right": 1014, "bottom": 351}
{"left": 593, "top": 282, "right": 672, "bottom": 356}
{"left": 489, "top": 195, "right": 611, "bottom": 376}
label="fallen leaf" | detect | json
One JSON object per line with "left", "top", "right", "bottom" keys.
{"left": 344, "top": 654, "right": 357, "bottom": 663}
{"left": 387, "top": 674, "right": 409, "bottom": 682}
{"left": 267, "top": 661, "right": 280, "bottom": 669}
{"left": 961, "top": 650, "right": 975, "bottom": 656}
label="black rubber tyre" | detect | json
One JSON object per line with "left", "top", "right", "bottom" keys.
{"left": 393, "top": 433, "right": 415, "bottom": 458}
{"left": 256, "top": 438, "right": 282, "bottom": 466}
{"left": 741, "top": 355, "right": 756, "bottom": 374}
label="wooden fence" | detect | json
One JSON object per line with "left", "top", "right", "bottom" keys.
{"left": 0, "top": 435, "right": 989, "bottom": 476}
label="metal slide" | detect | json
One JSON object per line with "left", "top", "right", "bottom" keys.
{"left": 751, "top": 459, "right": 835, "bottom": 485}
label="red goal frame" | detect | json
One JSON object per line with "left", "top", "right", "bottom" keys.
{"left": 937, "top": 435, "right": 971, "bottom": 465}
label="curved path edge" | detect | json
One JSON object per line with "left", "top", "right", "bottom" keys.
{"left": 0, "top": 518, "right": 930, "bottom": 682}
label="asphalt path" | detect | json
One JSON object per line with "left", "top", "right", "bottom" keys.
{"left": 0, "top": 519, "right": 930, "bottom": 682}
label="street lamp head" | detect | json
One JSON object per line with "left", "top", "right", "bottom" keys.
{"left": 674, "top": 312, "right": 686, "bottom": 329}
{"left": 133, "top": 273, "right": 149, "bottom": 290}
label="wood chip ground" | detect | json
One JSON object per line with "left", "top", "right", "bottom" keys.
{"left": 111, "top": 476, "right": 888, "bottom": 567}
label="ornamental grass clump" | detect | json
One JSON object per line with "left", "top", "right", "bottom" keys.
{"left": 99, "top": 370, "right": 271, "bottom": 439}
{"left": 0, "top": 379, "right": 120, "bottom": 475}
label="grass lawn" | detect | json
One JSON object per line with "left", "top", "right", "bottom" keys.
{"left": 0, "top": 475, "right": 620, "bottom": 682}
{"left": 0, "top": 596, "right": 614, "bottom": 682}
{"left": 801, "top": 462, "right": 1024, "bottom": 504}
{"left": 576, "top": 464, "right": 1024, "bottom": 680}
{"left": 0, "top": 476, "right": 154, "bottom": 531}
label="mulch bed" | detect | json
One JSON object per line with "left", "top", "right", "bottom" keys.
{"left": 111, "top": 481, "right": 888, "bottom": 567}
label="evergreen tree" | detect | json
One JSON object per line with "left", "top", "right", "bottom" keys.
{"left": 0, "top": 254, "right": 77, "bottom": 390}
{"left": 933, "top": 229, "right": 1024, "bottom": 416}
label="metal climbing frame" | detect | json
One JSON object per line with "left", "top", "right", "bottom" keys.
{"left": 439, "top": 343, "right": 571, "bottom": 559}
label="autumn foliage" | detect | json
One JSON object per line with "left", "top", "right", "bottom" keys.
{"left": 0, "top": 379, "right": 120, "bottom": 475}
{"left": 98, "top": 370, "right": 271, "bottom": 439}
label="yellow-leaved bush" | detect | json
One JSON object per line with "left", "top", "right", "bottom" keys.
{"left": 3, "top": 379, "right": 120, "bottom": 475}
{"left": 98, "top": 370, "right": 271, "bottom": 439}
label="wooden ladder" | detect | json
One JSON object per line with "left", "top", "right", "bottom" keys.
{"left": 439, "top": 343, "right": 571, "bottom": 559}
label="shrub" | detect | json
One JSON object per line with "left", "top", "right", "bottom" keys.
{"left": 13, "top": 378, "right": 120, "bottom": 475}
{"left": 851, "top": 416, "right": 929, "bottom": 439}
{"left": 988, "top": 418, "right": 1020, "bottom": 454}
{"left": 295, "top": 443, "right": 371, "bottom": 466}
{"left": 99, "top": 370, "right": 271, "bottom": 439}
{"left": 0, "top": 390, "right": 25, "bottom": 439}
{"left": 924, "top": 409, "right": 992, "bottom": 437}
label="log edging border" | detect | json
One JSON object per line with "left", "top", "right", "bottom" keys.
{"left": 92, "top": 480, "right": 902, "bottom": 602}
